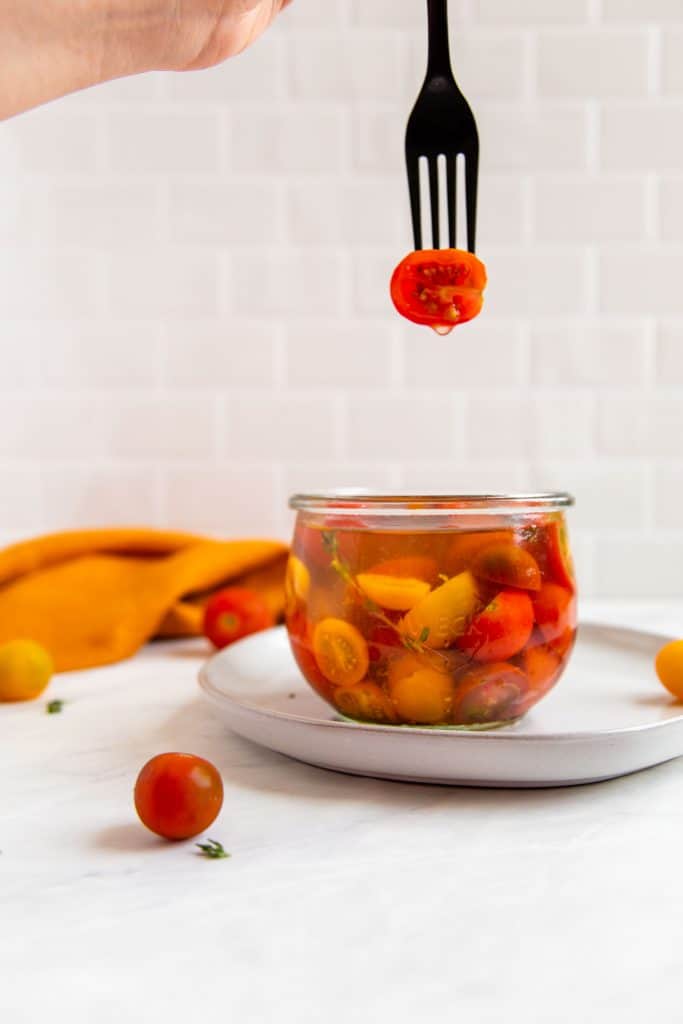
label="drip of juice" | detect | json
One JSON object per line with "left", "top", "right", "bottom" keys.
{"left": 432, "top": 324, "right": 454, "bottom": 336}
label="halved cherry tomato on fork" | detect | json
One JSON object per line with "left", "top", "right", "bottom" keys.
{"left": 457, "top": 590, "right": 534, "bottom": 663}
{"left": 203, "top": 587, "right": 275, "bottom": 649}
{"left": 390, "top": 248, "right": 487, "bottom": 334}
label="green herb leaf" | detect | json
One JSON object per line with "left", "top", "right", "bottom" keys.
{"left": 196, "top": 839, "right": 230, "bottom": 860}
{"left": 419, "top": 627, "right": 430, "bottom": 643}
{"left": 46, "top": 699, "right": 64, "bottom": 715}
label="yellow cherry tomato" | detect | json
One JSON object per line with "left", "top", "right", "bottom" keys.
{"left": 313, "top": 618, "right": 369, "bottom": 686}
{"left": 656, "top": 639, "right": 683, "bottom": 699}
{"left": 356, "top": 572, "right": 431, "bottom": 612}
{"left": 401, "top": 570, "right": 480, "bottom": 649}
{"left": 334, "top": 682, "right": 398, "bottom": 723}
{"left": 284, "top": 555, "right": 311, "bottom": 615}
{"left": 389, "top": 665, "right": 455, "bottom": 725}
{"left": 0, "top": 640, "right": 54, "bottom": 702}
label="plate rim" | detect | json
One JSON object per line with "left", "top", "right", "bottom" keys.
{"left": 198, "top": 621, "right": 681, "bottom": 744}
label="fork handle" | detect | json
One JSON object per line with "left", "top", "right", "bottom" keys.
{"left": 426, "top": 0, "right": 453, "bottom": 78}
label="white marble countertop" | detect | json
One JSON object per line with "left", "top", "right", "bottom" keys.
{"left": 2, "top": 601, "right": 682, "bottom": 1024}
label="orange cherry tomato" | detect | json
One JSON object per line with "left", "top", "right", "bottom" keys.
{"left": 452, "top": 663, "right": 527, "bottom": 726}
{"left": 369, "top": 555, "right": 439, "bottom": 585}
{"left": 401, "top": 570, "right": 480, "bottom": 649}
{"left": 457, "top": 590, "right": 534, "bottom": 662}
{"left": 356, "top": 572, "right": 431, "bottom": 612}
{"left": 509, "top": 641, "right": 563, "bottom": 717}
{"left": 656, "top": 639, "right": 683, "bottom": 700}
{"left": 313, "top": 618, "right": 369, "bottom": 686}
{"left": 134, "top": 753, "right": 224, "bottom": 841}
{"left": 532, "top": 583, "right": 576, "bottom": 647}
{"left": 334, "top": 682, "right": 398, "bottom": 723}
{"left": 289, "top": 632, "right": 332, "bottom": 699}
{"left": 470, "top": 542, "right": 541, "bottom": 592}
{"left": 390, "top": 248, "right": 487, "bottom": 333}
{"left": 445, "top": 530, "right": 513, "bottom": 577}
{"left": 203, "top": 587, "right": 275, "bottom": 650}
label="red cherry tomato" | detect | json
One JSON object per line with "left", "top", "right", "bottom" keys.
{"left": 390, "top": 248, "right": 487, "bottom": 333}
{"left": 509, "top": 640, "right": 563, "bottom": 717}
{"left": 546, "top": 520, "right": 575, "bottom": 588}
{"left": 532, "top": 583, "right": 576, "bottom": 647}
{"left": 452, "top": 662, "right": 527, "bottom": 726}
{"left": 288, "top": 633, "right": 333, "bottom": 699}
{"left": 456, "top": 590, "right": 534, "bottom": 662}
{"left": 203, "top": 587, "right": 275, "bottom": 649}
{"left": 470, "top": 542, "right": 542, "bottom": 592}
{"left": 134, "top": 753, "right": 223, "bottom": 841}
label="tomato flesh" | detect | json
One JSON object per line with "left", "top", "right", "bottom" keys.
{"left": 390, "top": 248, "right": 487, "bottom": 332}
{"left": 203, "top": 587, "right": 275, "bottom": 650}
{"left": 134, "top": 753, "right": 223, "bottom": 841}
{"left": 457, "top": 590, "right": 534, "bottom": 663}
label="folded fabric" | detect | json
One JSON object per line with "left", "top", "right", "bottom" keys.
{"left": 0, "top": 528, "right": 288, "bottom": 672}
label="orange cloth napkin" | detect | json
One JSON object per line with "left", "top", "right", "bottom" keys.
{"left": 0, "top": 528, "right": 288, "bottom": 672}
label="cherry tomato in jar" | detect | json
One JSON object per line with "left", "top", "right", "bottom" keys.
{"left": 509, "top": 641, "right": 563, "bottom": 717}
{"left": 388, "top": 664, "right": 455, "bottom": 725}
{"left": 545, "top": 520, "right": 575, "bottom": 588}
{"left": 452, "top": 663, "right": 527, "bottom": 726}
{"left": 470, "top": 542, "right": 542, "bottom": 592}
{"left": 313, "top": 618, "right": 369, "bottom": 686}
{"left": 134, "top": 753, "right": 224, "bottom": 841}
{"left": 532, "top": 583, "right": 576, "bottom": 648}
{"left": 445, "top": 530, "right": 513, "bottom": 577}
{"left": 334, "top": 682, "right": 398, "bottom": 724}
{"left": 203, "top": 587, "right": 275, "bottom": 650}
{"left": 390, "top": 248, "right": 487, "bottom": 334}
{"left": 457, "top": 590, "right": 534, "bottom": 663}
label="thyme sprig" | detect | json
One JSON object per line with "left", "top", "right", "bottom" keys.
{"left": 321, "top": 530, "right": 445, "bottom": 662}
{"left": 196, "top": 839, "right": 230, "bottom": 860}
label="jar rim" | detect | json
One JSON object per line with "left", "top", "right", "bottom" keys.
{"left": 289, "top": 491, "right": 574, "bottom": 515}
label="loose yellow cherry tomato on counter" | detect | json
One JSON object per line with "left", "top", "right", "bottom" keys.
{"left": 655, "top": 640, "right": 683, "bottom": 699}
{"left": 334, "top": 682, "right": 398, "bottom": 723}
{"left": 356, "top": 572, "right": 431, "bottom": 612}
{"left": 401, "top": 570, "right": 480, "bottom": 649}
{"left": 313, "top": 618, "right": 369, "bottom": 686}
{"left": 0, "top": 639, "right": 54, "bottom": 702}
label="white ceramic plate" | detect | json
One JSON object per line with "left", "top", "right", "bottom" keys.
{"left": 198, "top": 623, "right": 682, "bottom": 788}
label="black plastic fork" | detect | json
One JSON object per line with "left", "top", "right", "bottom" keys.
{"left": 405, "top": 0, "right": 479, "bottom": 252}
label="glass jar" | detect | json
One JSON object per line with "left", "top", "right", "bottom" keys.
{"left": 285, "top": 493, "right": 576, "bottom": 730}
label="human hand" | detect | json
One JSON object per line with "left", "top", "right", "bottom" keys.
{"left": 0, "top": 0, "right": 292, "bottom": 120}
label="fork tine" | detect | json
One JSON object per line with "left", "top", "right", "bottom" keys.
{"left": 428, "top": 157, "right": 440, "bottom": 249}
{"left": 406, "top": 153, "right": 422, "bottom": 250}
{"left": 445, "top": 154, "right": 457, "bottom": 249}
{"left": 464, "top": 148, "right": 479, "bottom": 253}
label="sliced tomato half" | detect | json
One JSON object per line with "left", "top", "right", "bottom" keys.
{"left": 390, "top": 248, "right": 487, "bottom": 333}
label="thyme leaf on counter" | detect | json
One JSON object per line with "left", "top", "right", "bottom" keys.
{"left": 46, "top": 699, "right": 64, "bottom": 714}
{"left": 196, "top": 839, "right": 230, "bottom": 860}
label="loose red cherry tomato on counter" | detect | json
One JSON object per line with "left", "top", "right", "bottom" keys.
{"left": 134, "top": 753, "right": 224, "bottom": 840}
{"left": 457, "top": 590, "right": 534, "bottom": 662}
{"left": 452, "top": 662, "right": 527, "bottom": 726}
{"left": 390, "top": 248, "right": 487, "bottom": 333}
{"left": 203, "top": 587, "right": 275, "bottom": 650}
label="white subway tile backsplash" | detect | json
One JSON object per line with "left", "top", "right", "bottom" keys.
{"left": 531, "top": 323, "right": 648, "bottom": 387}
{"left": 104, "top": 112, "right": 221, "bottom": 175}
{"left": 401, "top": 321, "right": 525, "bottom": 389}
{"left": 285, "top": 322, "right": 394, "bottom": 388}
{"left": 1, "top": 0, "right": 683, "bottom": 598}
{"left": 602, "top": 105, "right": 683, "bottom": 170}
{"left": 478, "top": 105, "right": 588, "bottom": 171}
{"left": 164, "top": 321, "right": 277, "bottom": 389}
{"left": 534, "top": 178, "right": 647, "bottom": 241}
{"left": 538, "top": 30, "right": 649, "bottom": 97}
{"left": 656, "top": 323, "right": 683, "bottom": 384}
{"left": 345, "top": 396, "right": 458, "bottom": 461}
{"left": 600, "top": 244, "right": 683, "bottom": 313}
